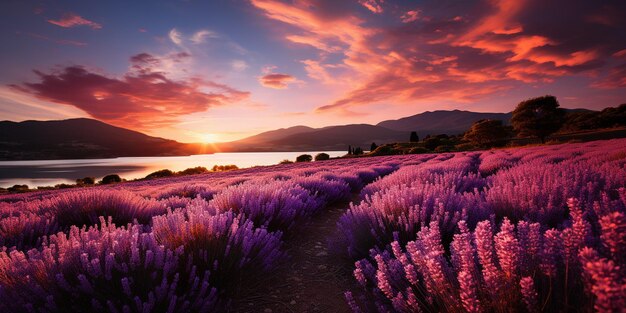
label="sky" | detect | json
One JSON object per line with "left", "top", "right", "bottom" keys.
{"left": 1, "top": 0, "right": 625, "bottom": 143}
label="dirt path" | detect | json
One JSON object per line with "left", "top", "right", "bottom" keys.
{"left": 231, "top": 201, "right": 356, "bottom": 313}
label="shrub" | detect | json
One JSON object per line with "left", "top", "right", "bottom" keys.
{"left": 314, "top": 153, "right": 330, "bottom": 161}
{"left": 208, "top": 180, "right": 321, "bottom": 234}
{"left": 42, "top": 190, "right": 167, "bottom": 229}
{"left": 7, "top": 185, "right": 28, "bottom": 193}
{"left": 408, "top": 147, "right": 429, "bottom": 154}
{"left": 435, "top": 145, "right": 455, "bottom": 152}
{"left": 296, "top": 154, "right": 313, "bottom": 162}
{"left": 424, "top": 137, "right": 441, "bottom": 150}
{"left": 152, "top": 210, "right": 284, "bottom": 298}
{"left": 279, "top": 159, "right": 293, "bottom": 164}
{"left": 178, "top": 166, "right": 209, "bottom": 175}
{"left": 145, "top": 169, "right": 175, "bottom": 179}
{"left": 76, "top": 177, "right": 95, "bottom": 185}
{"left": 0, "top": 219, "right": 222, "bottom": 312}
{"left": 212, "top": 165, "right": 239, "bottom": 172}
{"left": 100, "top": 174, "right": 122, "bottom": 184}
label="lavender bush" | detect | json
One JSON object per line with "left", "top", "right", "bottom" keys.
{"left": 339, "top": 139, "right": 626, "bottom": 312}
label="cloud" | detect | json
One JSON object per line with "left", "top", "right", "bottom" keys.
{"left": 358, "top": 0, "right": 384, "bottom": 13}
{"left": 168, "top": 28, "right": 183, "bottom": 45}
{"left": 259, "top": 73, "right": 296, "bottom": 89}
{"left": 401, "top": 10, "right": 421, "bottom": 23}
{"left": 190, "top": 29, "right": 217, "bottom": 44}
{"left": 231, "top": 60, "right": 249, "bottom": 71}
{"left": 47, "top": 13, "right": 102, "bottom": 29}
{"left": 250, "top": 0, "right": 626, "bottom": 113}
{"left": 17, "top": 31, "right": 87, "bottom": 46}
{"left": 11, "top": 53, "right": 249, "bottom": 130}
{"left": 591, "top": 64, "right": 626, "bottom": 89}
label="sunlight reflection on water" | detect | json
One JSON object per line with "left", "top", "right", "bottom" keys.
{"left": 0, "top": 151, "right": 345, "bottom": 188}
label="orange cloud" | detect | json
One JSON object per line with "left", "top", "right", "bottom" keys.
{"left": 251, "top": 0, "right": 625, "bottom": 113}
{"left": 259, "top": 73, "right": 296, "bottom": 89}
{"left": 47, "top": 13, "right": 102, "bottom": 29}
{"left": 358, "top": 0, "right": 384, "bottom": 13}
{"left": 12, "top": 53, "right": 249, "bottom": 130}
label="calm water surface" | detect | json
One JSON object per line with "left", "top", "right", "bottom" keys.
{"left": 0, "top": 151, "right": 345, "bottom": 188}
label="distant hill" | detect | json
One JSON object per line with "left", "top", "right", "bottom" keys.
{"left": 234, "top": 125, "right": 316, "bottom": 145}
{"left": 377, "top": 110, "right": 513, "bottom": 137}
{"left": 219, "top": 124, "right": 408, "bottom": 151}
{"left": 2, "top": 109, "right": 599, "bottom": 159}
{"left": 0, "top": 118, "right": 203, "bottom": 160}
{"left": 218, "top": 110, "right": 516, "bottom": 151}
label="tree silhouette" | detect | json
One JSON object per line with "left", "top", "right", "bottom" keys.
{"left": 370, "top": 142, "right": 378, "bottom": 151}
{"left": 410, "top": 131, "right": 419, "bottom": 142}
{"left": 511, "top": 95, "right": 566, "bottom": 143}
{"left": 296, "top": 154, "right": 313, "bottom": 162}
{"left": 314, "top": 153, "right": 330, "bottom": 161}
{"left": 463, "top": 119, "right": 511, "bottom": 148}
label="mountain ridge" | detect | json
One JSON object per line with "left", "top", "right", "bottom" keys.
{"left": 2, "top": 109, "right": 593, "bottom": 159}
{"left": 0, "top": 118, "right": 203, "bottom": 160}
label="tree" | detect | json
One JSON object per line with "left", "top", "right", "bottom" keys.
{"left": 145, "top": 169, "right": 174, "bottom": 179}
{"left": 463, "top": 119, "right": 511, "bottom": 148}
{"left": 423, "top": 137, "right": 441, "bottom": 150}
{"left": 370, "top": 142, "right": 378, "bottom": 151}
{"left": 314, "top": 153, "right": 330, "bottom": 161}
{"left": 100, "top": 174, "right": 122, "bottom": 184}
{"left": 296, "top": 154, "right": 313, "bottom": 162}
{"left": 410, "top": 131, "right": 419, "bottom": 142}
{"left": 76, "top": 177, "right": 95, "bottom": 185}
{"left": 511, "top": 95, "right": 566, "bottom": 143}
{"left": 348, "top": 145, "right": 353, "bottom": 155}
{"left": 178, "top": 166, "right": 209, "bottom": 175}
{"left": 353, "top": 147, "right": 364, "bottom": 155}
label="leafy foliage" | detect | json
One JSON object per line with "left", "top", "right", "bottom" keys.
{"left": 511, "top": 95, "right": 566, "bottom": 142}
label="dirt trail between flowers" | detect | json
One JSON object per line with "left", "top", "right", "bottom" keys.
{"left": 231, "top": 200, "right": 357, "bottom": 313}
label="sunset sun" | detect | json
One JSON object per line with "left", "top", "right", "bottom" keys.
{"left": 199, "top": 133, "right": 219, "bottom": 143}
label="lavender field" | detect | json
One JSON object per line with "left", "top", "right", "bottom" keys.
{"left": 1, "top": 139, "right": 625, "bottom": 312}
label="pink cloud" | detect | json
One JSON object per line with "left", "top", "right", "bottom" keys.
{"left": 359, "top": 0, "right": 384, "bottom": 14}
{"left": 47, "top": 13, "right": 102, "bottom": 29}
{"left": 250, "top": 0, "right": 626, "bottom": 113}
{"left": 11, "top": 53, "right": 249, "bottom": 130}
{"left": 259, "top": 73, "right": 296, "bottom": 89}
{"left": 401, "top": 10, "right": 421, "bottom": 23}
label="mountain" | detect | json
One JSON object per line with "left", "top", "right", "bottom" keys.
{"left": 0, "top": 118, "right": 203, "bottom": 160}
{"left": 234, "top": 125, "right": 316, "bottom": 144}
{"left": 377, "top": 110, "right": 513, "bottom": 136}
{"left": 219, "top": 124, "right": 408, "bottom": 151}
{"left": 218, "top": 110, "right": 515, "bottom": 152}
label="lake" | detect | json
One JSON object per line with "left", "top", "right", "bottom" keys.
{"left": 0, "top": 151, "right": 346, "bottom": 188}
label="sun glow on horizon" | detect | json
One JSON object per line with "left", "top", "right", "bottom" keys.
{"left": 198, "top": 133, "right": 220, "bottom": 143}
